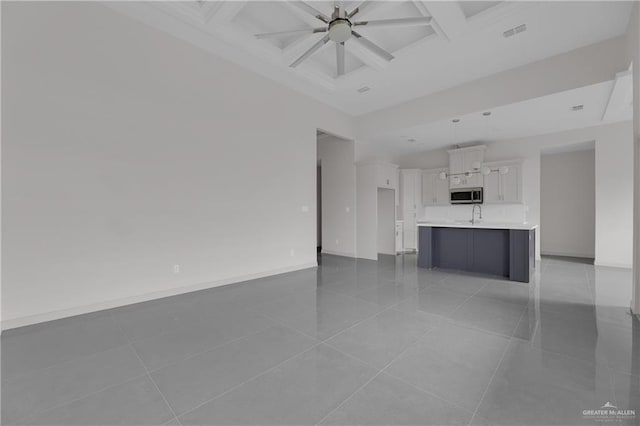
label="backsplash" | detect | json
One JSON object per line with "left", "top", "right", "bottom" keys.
{"left": 419, "top": 204, "right": 528, "bottom": 223}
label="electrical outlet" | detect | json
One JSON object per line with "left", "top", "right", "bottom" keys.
{"left": 301, "top": 205, "right": 309, "bottom": 213}
{"left": 345, "top": 207, "right": 350, "bottom": 213}
{"left": 173, "top": 264, "right": 180, "bottom": 274}
{"left": 290, "top": 249, "right": 295, "bottom": 257}
{"left": 335, "top": 239, "right": 339, "bottom": 245}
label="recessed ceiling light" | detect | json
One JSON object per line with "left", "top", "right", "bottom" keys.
{"left": 571, "top": 104, "right": 584, "bottom": 111}
{"left": 407, "top": 138, "right": 416, "bottom": 143}
{"left": 357, "top": 86, "right": 370, "bottom": 93}
{"left": 482, "top": 112, "right": 492, "bottom": 116}
{"left": 452, "top": 119, "right": 461, "bottom": 123}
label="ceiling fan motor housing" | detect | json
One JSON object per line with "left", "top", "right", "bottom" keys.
{"left": 329, "top": 18, "right": 352, "bottom": 43}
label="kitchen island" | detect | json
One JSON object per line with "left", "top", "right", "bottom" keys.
{"left": 417, "top": 221, "right": 537, "bottom": 283}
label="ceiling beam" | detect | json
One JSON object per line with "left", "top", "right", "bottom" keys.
{"left": 414, "top": 1, "right": 466, "bottom": 41}
{"left": 208, "top": 1, "right": 248, "bottom": 25}
{"left": 282, "top": 33, "right": 328, "bottom": 65}
{"left": 282, "top": 1, "right": 329, "bottom": 28}
{"left": 347, "top": 37, "right": 389, "bottom": 70}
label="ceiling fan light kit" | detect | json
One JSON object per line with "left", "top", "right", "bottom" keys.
{"left": 255, "top": 1, "right": 432, "bottom": 76}
{"left": 329, "top": 18, "right": 352, "bottom": 43}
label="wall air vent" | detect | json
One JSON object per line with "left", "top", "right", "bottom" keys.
{"left": 571, "top": 104, "right": 584, "bottom": 111}
{"left": 503, "top": 24, "right": 527, "bottom": 38}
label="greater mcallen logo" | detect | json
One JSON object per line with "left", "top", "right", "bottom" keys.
{"left": 583, "top": 402, "right": 636, "bottom": 422}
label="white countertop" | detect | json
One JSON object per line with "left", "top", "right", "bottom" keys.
{"left": 417, "top": 221, "right": 538, "bottom": 230}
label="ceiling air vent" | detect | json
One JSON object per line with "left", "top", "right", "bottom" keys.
{"left": 571, "top": 104, "right": 584, "bottom": 111}
{"left": 357, "top": 86, "right": 371, "bottom": 93}
{"left": 503, "top": 24, "right": 527, "bottom": 38}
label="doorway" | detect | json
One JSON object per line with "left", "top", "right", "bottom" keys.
{"left": 540, "top": 143, "right": 595, "bottom": 260}
{"left": 316, "top": 130, "right": 356, "bottom": 258}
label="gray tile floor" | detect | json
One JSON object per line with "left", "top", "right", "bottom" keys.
{"left": 2, "top": 254, "right": 639, "bottom": 425}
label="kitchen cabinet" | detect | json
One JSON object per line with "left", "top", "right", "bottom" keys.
{"left": 484, "top": 160, "right": 522, "bottom": 204}
{"left": 400, "top": 169, "right": 422, "bottom": 251}
{"left": 418, "top": 225, "right": 535, "bottom": 283}
{"left": 448, "top": 146, "right": 486, "bottom": 188}
{"left": 422, "top": 168, "right": 449, "bottom": 206}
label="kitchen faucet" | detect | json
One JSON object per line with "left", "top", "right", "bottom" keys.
{"left": 471, "top": 204, "right": 482, "bottom": 225}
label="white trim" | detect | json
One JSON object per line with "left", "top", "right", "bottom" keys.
{"left": 1, "top": 262, "right": 317, "bottom": 331}
{"left": 594, "top": 261, "right": 633, "bottom": 269}
{"left": 321, "top": 249, "right": 356, "bottom": 258}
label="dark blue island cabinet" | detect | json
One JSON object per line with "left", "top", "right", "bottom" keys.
{"left": 417, "top": 226, "right": 535, "bottom": 283}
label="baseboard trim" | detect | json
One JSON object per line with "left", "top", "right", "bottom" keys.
{"left": 541, "top": 250, "right": 595, "bottom": 259}
{"left": 1, "top": 261, "right": 318, "bottom": 331}
{"left": 321, "top": 249, "right": 356, "bottom": 258}
{"left": 593, "top": 261, "right": 633, "bottom": 269}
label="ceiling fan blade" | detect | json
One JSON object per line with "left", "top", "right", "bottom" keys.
{"left": 351, "top": 31, "right": 394, "bottom": 62}
{"left": 288, "top": 1, "right": 330, "bottom": 23}
{"left": 255, "top": 27, "right": 326, "bottom": 39}
{"left": 353, "top": 16, "right": 432, "bottom": 29}
{"left": 347, "top": 1, "right": 371, "bottom": 19}
{"left": 336, "top": 42, "right": 345, "bottom": 76}
{"left": 290, "top": 33, "right": 331, "bottom": 68}
{"left": 335, "top": 0, "right": 344, "bottom": 18}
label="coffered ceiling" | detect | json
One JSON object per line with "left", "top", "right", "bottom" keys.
{"left": 108, "top": 1, "right": 633, "bottom": 115}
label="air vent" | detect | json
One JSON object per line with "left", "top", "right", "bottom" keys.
{"left": 503, "top": 24, "right": 527, "bottom": 38}
{"left": 571, "top": 104, "right": 584, "bottom": 111}
{"left": 357, "top": 86, "right": 370, "bottom": 93}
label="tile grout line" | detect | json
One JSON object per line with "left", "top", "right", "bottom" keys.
{"left": 254, "top": 293, "right": 399, "bottom": 345}
{"left": 466, "top": 306, "right": 527, "bottom": 426}
{"left": 315, "top": 321, "right": 468, "bottom": 426}
{"left": 129, "top": 342, "right": 183, "bottom": 426}
{"left": 11, "top": 370, "right": 152, "bottom": 424}
{"left": 3, "top": 312, "right": 133, "bottom": 386}
{"left": 437, "top": 278, "right": 492, "bottom": 319}
{"left": 321, "top": 328, "right": 478, "bottom": 419}
{"left": 141, "top": 324, "right": 271, "bottom": 375}
{"left": 176, "top": 293, "right": 439, "bottom": 426}
{"left": 173, "top": 341, "right": 324, "bottom": 421}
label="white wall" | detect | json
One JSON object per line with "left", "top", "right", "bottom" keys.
{"left": 1, "top": 2, "right": 355, "bottom": 328}
{"left": 317, "top": 136, "right": 356, "bottom": 257}
{"left": 595, "top": 124, "right": 634, "bottom": 268}
{"left": 397, "top": 121, "right": 633, "bottom": 264}
{"left": 541, "top": 149, "right": 595, "bottom": 259}
{"left": 377, "top": 188, "right": 395, "bottom": 255}
{"left": 356, "top": 163, "right": 378, "bottom": 260}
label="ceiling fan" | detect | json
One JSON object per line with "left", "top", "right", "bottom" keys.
{"left": 254, "top": 1, "right": 432, "bottom": 76}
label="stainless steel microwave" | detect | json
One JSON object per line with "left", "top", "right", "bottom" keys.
{"left": 450, "top": 188, "right": 483, "bottom": 204}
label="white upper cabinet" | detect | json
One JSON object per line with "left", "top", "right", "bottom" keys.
{"left": 422, "top": 168, "right": 449, "bottom": 206}
{"left": 447, "top": 146, "right": 486, "bottom": 188}
{"left": 483, "top": 169, "right": 500, "bottom": 203}
{"left": 483, "top": 160, "right": 522, "bottom": 204}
